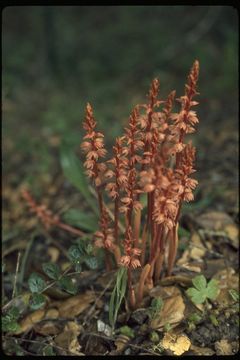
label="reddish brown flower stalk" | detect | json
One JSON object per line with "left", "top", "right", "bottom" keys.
{"left": 170, "top": 60, "right": 199, "bottom": 165}
{"left": 161, "top": 61, "right": 199, "bottom": 277}
{"left": 119, "top": 107, "right": 144, "bottom": 229}
{"left": 159, "top": 90, "right": 176, "bottom": 164}
{"left": 81, "top": 103, "right": 115, "bottom": 268}
{"left": 105, "top": 137, "right": 128, "bottom": 245}
{"left": 166, "top": 142, "right": 198, "bottom": 276}
{"left": 119, "top": 226, "right": 141, "bottom": 309}
{"left": 81, "top": 103, "right": 107, "bottom": 214}
{"left": 21, "top": 189, "right": 84, "bottom": 236}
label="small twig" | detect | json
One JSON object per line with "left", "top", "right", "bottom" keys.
{"left": 12, "top": 252, "right": 21, "bottom": 299}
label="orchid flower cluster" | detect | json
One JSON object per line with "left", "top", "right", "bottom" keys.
{"left": 81, "top": 60, "right": 200, "bottom": 309}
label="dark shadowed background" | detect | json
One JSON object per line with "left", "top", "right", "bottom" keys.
{"left": 2, "top": 5, "right": 238, "bottom": 232}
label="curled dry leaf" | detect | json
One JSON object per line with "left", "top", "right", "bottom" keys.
{"left": 161, "top": 332, "right": 191, "bottom": 355}
{"left": 150, "top": 286, "right": 185, "bottom": 330}
{"left": 114, "top": 334, "right": 130, "bottom": 353}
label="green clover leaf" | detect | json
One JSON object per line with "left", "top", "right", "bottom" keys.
{"left": 186, "top": 275, "right": 219, "bottom": 305}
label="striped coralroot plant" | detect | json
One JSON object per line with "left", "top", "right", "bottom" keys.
{"left": 81, "top": 60, "right": 200, "bottom": 309}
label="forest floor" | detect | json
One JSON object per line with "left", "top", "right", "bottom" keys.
{"left": 2, "top": 92, "right": 239, "bottom": 356}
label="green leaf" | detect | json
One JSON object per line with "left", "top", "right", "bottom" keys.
{"left": 151, "top": 297, "right": 163, "bottom": 311}
{"left": 186, "top": 287, "right": 207, "bottom": 304}
{"left": 228, "top": 289, "right": 239, "bottom": 302}
{"left": 209, "top": 314, "right": 218, "bottom": 326}
{"left": 188, "top": 312, "right": 202, "bottom": 323}
{"left": 28, "top": 273, "right": 46, "bottom": 293}
{"left": 109, "top": 267, "right": 127, "bottom": 329}
{"left": 60, "top": 145, "right": 98, "bottom": 214}
{"left": 149, "top": 297, "right": 163, "bottom": 319}
{"left": 192, "top": 275, "right": 207, "bottom": 291}
{"left": 85, "top": 243, "right": 93, "bottom": 255}
{"left": 119, "top": 325, "right": 135, "bottom": 338}
{"left": 42, "top": 263, "right": 61, "bottom": 280}
{"left": 68, "top": 244, "right": 83, "bottom": 262}
{"left": 29, "top": 293, "right": 46, "bottom": 310}
{"left": 74, "top": 262, "right": 82, "bottom": 273}
{"left": 58, "top": 276, "right": 77, "bottom": 295}
{"left": 84, "top": 256, "right": 98, "bottom": 270}
{"left": 2, "top": 319, "right": 20, "bottom": 333}
{"left": 7, "top": 306, "right": 20, "bottom": 320}
{"left": 206, "top": 279, "right": 219, "bottom": 300}
{"left": 42, "top": 345, "right": 56, "bottom": 356}
{"left": 2, "top": 307, "right": 21, "bottom": 333}
{"left": 63, "top": 209, "right": 98, "bottom": 232}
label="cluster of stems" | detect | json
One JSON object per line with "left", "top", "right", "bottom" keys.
{"left": 81, "top": 60, "right": 200, "bottom": 309}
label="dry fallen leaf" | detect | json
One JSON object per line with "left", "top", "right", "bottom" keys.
{"left": 47, "top": 246, "right": 60, "bottom": 263}
{"left": 223, "top": 224, "right": 239, "bottom": 249}
{"left": 149, "top": 285, "right": 181, "bottom": 299}
{"left": 189, "top": 232, "right": 206, "bottom": 260}
{"left": 196, "top": 211, "right": 238, "bottom": 249}
{"left": 54, "top": 321, "right": 84, "bottom": 355}
{"left": 34, "top": 320, "right": 62, "bottom": 336}
{"left": 177, "top": 248, "right": 190, "bottom": 266}
{"left": 215, "top": 339, "right": 233, "bottom": 355}
{"left": 15, "top": 309, "right": 46, "bottom": 334}
{"left": 180, "top": 263, "right": 202, "bottom": 273}
{"left": 196, "top": 211, "right": 234, "bottom": 230}
{"left": 53, "top": 291, "right": 95, "bottom": 318}
{"left": 45, "top": 308, "right": 59, "bottom": 319}
{"left": 150, "top": 287, "right": 185, "bottom": 330}
{"left": 161, "top": 332, "right": 191, "bottom": 355}
{"left": 114, "top": 335, "right": 130, "bottom": 352}
{"left": 213, "top": 268, "right": 239, "bottom": 306}
{"left": 190, "top": 344, "right": 215, "bottom": 356}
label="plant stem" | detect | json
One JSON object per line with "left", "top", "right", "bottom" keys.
{"left": 114, "top": 197, "right": 119, "bottom": 245}
{"left": 12, "top": 252, "right": 21, "bottom": 299}
{"left": 127, "top": 267, "right": 136, "bottom": 309}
